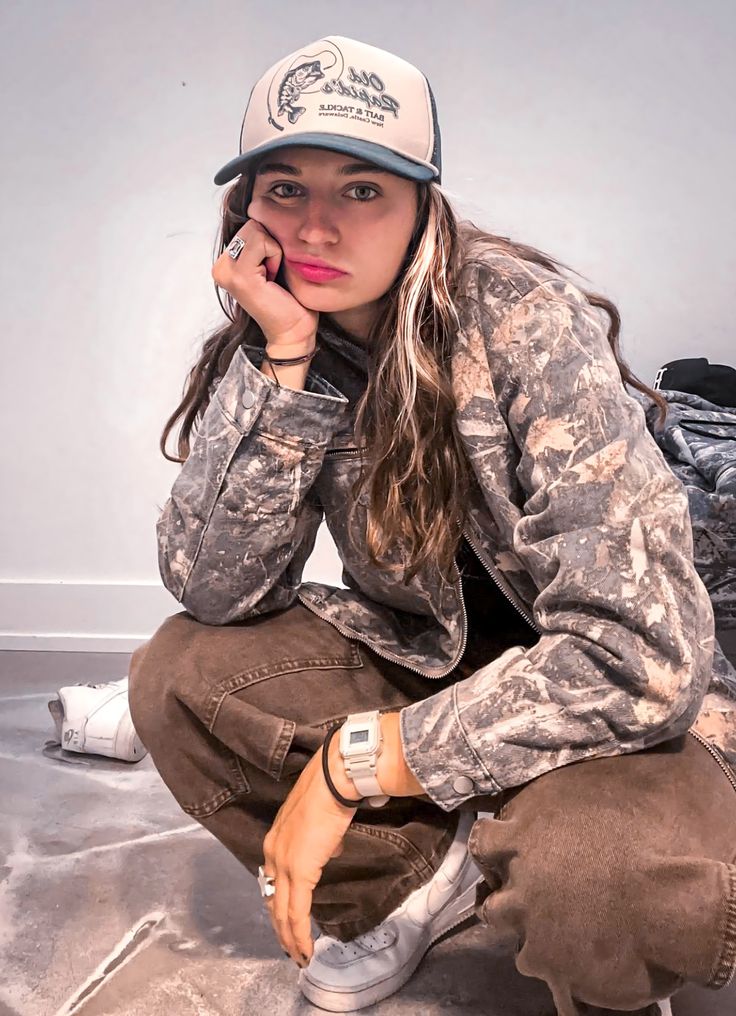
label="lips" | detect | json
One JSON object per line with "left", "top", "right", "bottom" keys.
{"left": 290, "top": 255, "right": 342, "bottom": 269}
{"left": 286, "top": 259, "right": 348, "bottom": 283}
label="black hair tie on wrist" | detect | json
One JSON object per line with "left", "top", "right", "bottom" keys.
{"left": 321, "top": 725, "right": 363, "bottom": 809}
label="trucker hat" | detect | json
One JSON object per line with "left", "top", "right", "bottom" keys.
{"left": 213, "top": 34, "right": 442, "bottom": 185}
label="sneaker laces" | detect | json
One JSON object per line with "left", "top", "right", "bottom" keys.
{"left": 314, "top": 813, "right": 478, "bottom": 965}
{"left": 320, "top": 925, "right": 397, "bottom": 962}
{"left": 318, "top": 856, "right": 469, "bottom": 963}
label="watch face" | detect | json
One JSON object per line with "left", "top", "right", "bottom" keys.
{"left": 341, "top": 720, "right": 379, "bottom": 756}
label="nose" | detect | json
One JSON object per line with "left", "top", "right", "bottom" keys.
{"left": 295, "top": 198, "right": 340, "bottom": 246}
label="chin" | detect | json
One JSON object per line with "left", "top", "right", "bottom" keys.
{"left": 292, "top": 290, "right": 351, "bottom": 312}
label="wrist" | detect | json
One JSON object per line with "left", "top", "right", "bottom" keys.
{"left": 263, "top": 327, "right": 317, "bottom": 353}
{"left": 375, "top": 712, "right": 425, "bottom": 797}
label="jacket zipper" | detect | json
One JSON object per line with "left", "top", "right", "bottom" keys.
{"left": 323, "top": 446, "right": 365, "bottom": 459}
{"left": 297, "top": 462, "right": 540, "bottom": 676}
{"left": 460, "top": 526, "right": 540, "bottom": 635}
{"left": 687, "top": 728, "right": 736, "bottom": 796}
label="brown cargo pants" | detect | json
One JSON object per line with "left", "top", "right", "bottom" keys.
{"left": 127, "top": 602, "right": 736, "bottom": 1016}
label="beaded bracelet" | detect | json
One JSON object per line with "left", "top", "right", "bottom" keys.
{"left": 321, "top": 724, "right": 364, "bottom": 809}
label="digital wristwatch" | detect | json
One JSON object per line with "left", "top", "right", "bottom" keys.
{"left": 338, "top": 709, "right": 390, "bottom": 808}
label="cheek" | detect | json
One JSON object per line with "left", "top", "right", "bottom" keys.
{"left": 246, "top": 198, "right": 290, "bottom": 237}
{"left": 371, "top": 203, "right": 415, "bottom": 250}
{"left": 372, "top": 216, "right": 414, "bottom": 270}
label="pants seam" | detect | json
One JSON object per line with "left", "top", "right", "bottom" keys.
{"left": 269, "top": 718, "right": 296, "bottom": 781}
{"left": 707, "top": 863, "right": 736, "bottom": 989}
{"left": 349, "top": 823, "right": 436, "bottom": 883}
{"left": 181, "top": 783, "right": 249, "bottom": 819}
{"left": 350, "top": 809, "right": 459, "bottom": 885}
{"left": 316, "top": 871, "right": 431, "bottom": 941}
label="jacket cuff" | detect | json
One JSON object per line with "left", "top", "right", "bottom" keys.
{"left": 215, "top": 344, "right": 349, "bottom": 444}
{"left": 399, "top": 684, "right": 504, "bottom": 811}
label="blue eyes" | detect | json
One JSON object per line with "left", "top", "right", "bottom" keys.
{"left": 268, "top": 182, "right": 379, "bottom": 203}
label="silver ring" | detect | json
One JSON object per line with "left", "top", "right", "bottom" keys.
{"left": 257, "top": 864, "right": 276, "bottom": 899}
{"left": 226, "top": 236, "right": 246, "bottom": 260}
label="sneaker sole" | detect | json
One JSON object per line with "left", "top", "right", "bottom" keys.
{"left": 298, "top": 867, "right": 482, "bottom": 1013}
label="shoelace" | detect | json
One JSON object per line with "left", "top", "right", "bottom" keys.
{"left": 320, "top": 871, "right": 443, "bottom": 963}
{"left": 323, "top": 926, "right": 395, "bottom": 960}
{"left": 317, "top": 823, "right": 478, "bottom": 965}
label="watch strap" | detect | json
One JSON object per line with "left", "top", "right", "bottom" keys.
{"left": 349, "top": 767, "right": 385, "bottom": 798}
{"left": 342, "top": 711, "right": 390, "bottom": 807}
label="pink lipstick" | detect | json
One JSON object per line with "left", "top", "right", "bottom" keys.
{"left": 286, "top": 259, "right": 348, "bottom": 283}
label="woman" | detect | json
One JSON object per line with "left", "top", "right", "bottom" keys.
{"left": 128, "top": 35, "right": 736, "bottom": 1016}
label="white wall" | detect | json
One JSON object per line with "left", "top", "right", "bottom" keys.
{"left": 2, "top": 0, "right": 734, "bottom": 650}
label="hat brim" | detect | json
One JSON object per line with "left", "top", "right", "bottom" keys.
{"left": 213, "top": 133, "right": 439, "bottom": 186}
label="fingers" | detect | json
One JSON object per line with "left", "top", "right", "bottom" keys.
{"left": 212, "top": 219, "right": 281, "bottom": 289}
{"left": 235, "top": 219, "right": 282, "bottom": 266}
{"left": 289, "top": 881, "right": 316, "bottom": 962}
{"left": 263, "top": 835, "right": 310, "bottom": 967}
{"left": 268, "top": 873, "right": 310, "bottom": 968}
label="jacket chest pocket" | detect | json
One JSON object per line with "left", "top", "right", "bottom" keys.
{"left": 315, "top": 446, "right": 374, "bottom": 568}
{"left": 320, "top": 445, "right": 371, "bottom": 505}
{"left": 323, "top": 444, "right": 366, "bottom": 463}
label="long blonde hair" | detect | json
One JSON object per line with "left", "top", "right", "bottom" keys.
{"left": 160, "top": 161, "right": 668, "bottom": 586}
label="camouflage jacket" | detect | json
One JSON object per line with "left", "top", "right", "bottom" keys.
{"left": 631, "top": 387, "right": 736, "bottom": 632}
{"left": 156, "top": 248, "right": 735, "bottom": 811}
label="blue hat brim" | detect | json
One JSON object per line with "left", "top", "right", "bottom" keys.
{"left": 213, "top": 133, "right": 439, "bottom": 186}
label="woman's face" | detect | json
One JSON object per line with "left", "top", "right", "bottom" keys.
{"left": 246, "top": 145, "right": 419, "bottom": 340}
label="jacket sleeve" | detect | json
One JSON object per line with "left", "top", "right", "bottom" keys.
{"left": 400, "top": 269, "right": 716, "bottom": 810}
{"left": 156, "top": 343, "right": 349, "bottom": 624}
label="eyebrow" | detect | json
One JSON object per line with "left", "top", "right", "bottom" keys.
{"left": 255, "top": 160, "right": 391, "bottom": 177}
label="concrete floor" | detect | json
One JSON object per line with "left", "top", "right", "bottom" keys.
{"left": 1, "top": 649, "right": 735, "bottom": 1016}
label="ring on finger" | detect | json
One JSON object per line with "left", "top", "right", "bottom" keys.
{"left": 227, "top": 236, "right": 246, "bottom": 260}
{"left": 257, "top": 864, "right": 276, "bottom": 899}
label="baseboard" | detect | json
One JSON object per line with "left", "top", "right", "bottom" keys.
{"left": 0, "top": 580, "right": 181, "bottom": 652}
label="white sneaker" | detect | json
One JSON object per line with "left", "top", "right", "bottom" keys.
{"left": 298, "top": 810, "right": 482, "bottom": 1012}
{"left": 47, "top": 676, "right": 148, "bottom": 762}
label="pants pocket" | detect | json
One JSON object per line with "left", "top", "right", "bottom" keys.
{"left": 130, "top": 606, "right": 365, "bottom": 820}
{"left": 206, "top": 640, "right": 364, "bottom": 782}
{"left": 211, "top": 693, "right": 297, "bottom": 783}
